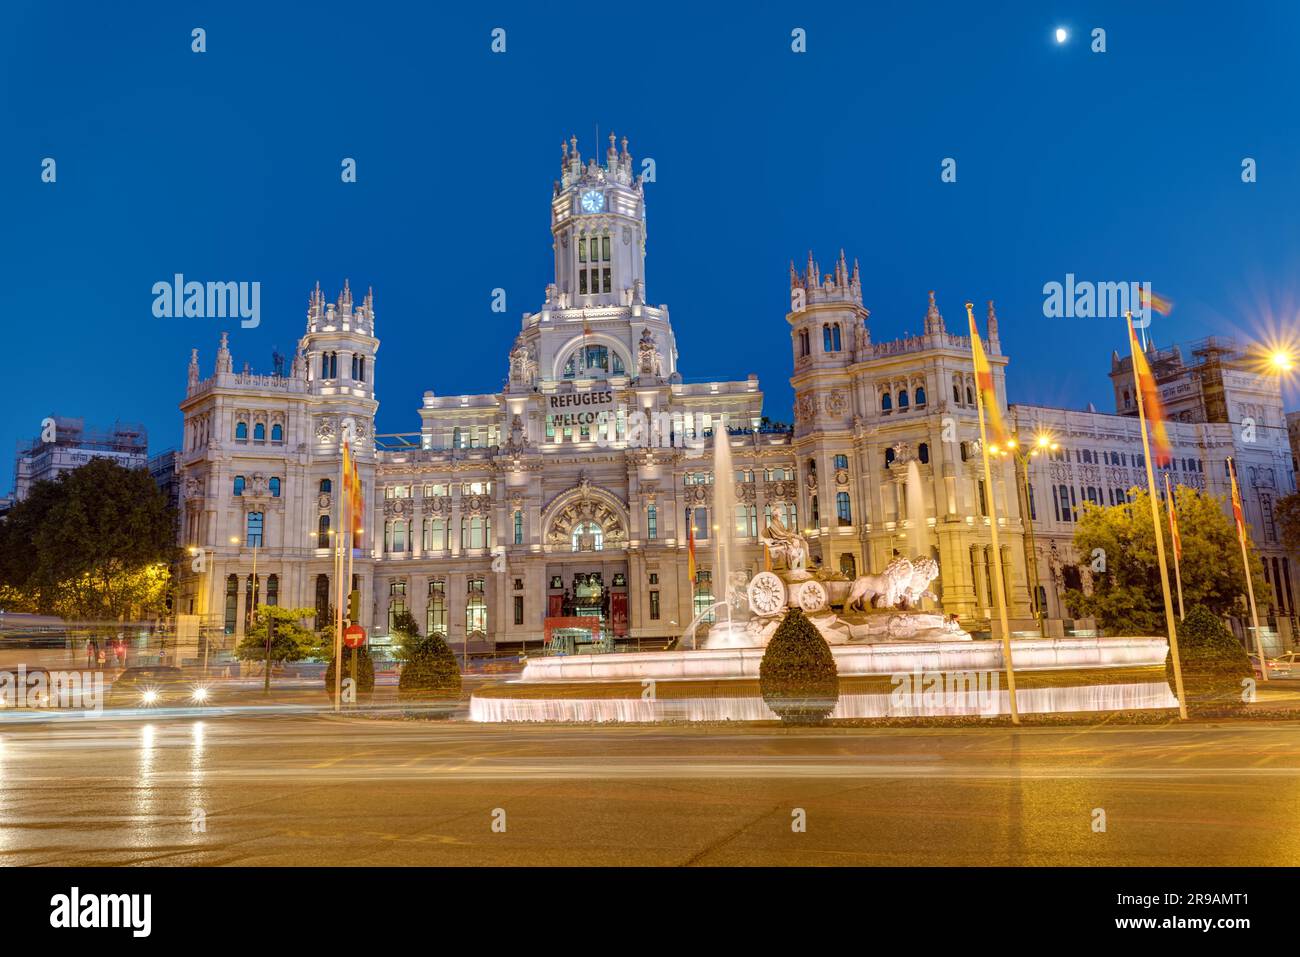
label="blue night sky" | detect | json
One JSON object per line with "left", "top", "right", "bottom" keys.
{"left": 3, "top": 1, "right": 1300, "bottom": 482}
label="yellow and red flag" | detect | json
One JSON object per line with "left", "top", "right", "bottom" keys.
{"left": 1228, "top": 457, "right": 1248, "bottom": 548}
{"left": 349, "top": 453, "right": 363, "bottom": 546}
{"left": 1127, "top": 313, "right": 1172, "bottom": 466}
{"left": 967, "top": 303, "right": 1009, "bottom": 447}
{"left": 1138, "top": 287, "right": 1175, "bottom": 316}
{"left": 1164, "top": 472, "right": 1182, "bottom": 562}
{"left": 340, "top": 438, "right": 352, "bottom": 544}
{"left": 686, "top": 509, "right": 697, "bottom": 582}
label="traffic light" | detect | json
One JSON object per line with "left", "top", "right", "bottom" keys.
{"left": 347, "top": 589, "right": 361, "bottom": 624}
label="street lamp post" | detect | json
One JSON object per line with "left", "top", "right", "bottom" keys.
{"left": 992, "top": 430, "right": 1058, "bottom": 639}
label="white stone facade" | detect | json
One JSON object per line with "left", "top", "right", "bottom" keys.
{"left": 175, "top": 134, "right": 1298, "bottom": 646}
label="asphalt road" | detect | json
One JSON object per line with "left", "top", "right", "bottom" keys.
{"left": 1, "top": 713, "right": 1298, "bottom": 866}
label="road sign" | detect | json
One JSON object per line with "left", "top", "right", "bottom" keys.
{"left": 343, "top": 624, "right": 366, "bottom": 649}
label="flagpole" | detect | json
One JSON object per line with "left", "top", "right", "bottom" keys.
{"left": 1165, "top": 474, "right": 1185, "bottom": 620}
{"left": 1128, "top": 313, "right": 1187, "bottom": 720}
{"left": 966, "top": 303, "right": 1018, "bottom": 724}
{"left": 333, "top": 444, "right": 346, "bottom": 712}
{"left": 1228, "top": 457, "right": 1269, "bottom": 681}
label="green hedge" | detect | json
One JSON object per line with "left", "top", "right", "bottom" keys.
{"left": 398, "top": 632, "right": 462, "bottom": 699}
{"left": 1171, "top": 605, "right": 1253, "bottom": 710}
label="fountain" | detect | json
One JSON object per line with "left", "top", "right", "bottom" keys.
{"left": 469, "top": 444, "right": 1180, "bottom": 723}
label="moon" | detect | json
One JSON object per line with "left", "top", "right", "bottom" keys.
{"left": 1055, "top": 27, "right": 1068, "bottom": 43}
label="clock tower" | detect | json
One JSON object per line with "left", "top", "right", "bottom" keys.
{"left": 551, "top": 133, "right": 646, "bottom": 309}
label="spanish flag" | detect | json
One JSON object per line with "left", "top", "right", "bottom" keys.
{"left": 967, "top": 303, "right": 1010, "bottom": 447}
{"left": 1164, "top": 472, "right": 1182, "bottom": 562}
{"left": 341, "top": 437, "right": 352, "bottom": 542}
{"left": 1228, "top": 457, "right": 1248, "bottom": 548}
{"left": 686, "top": 508, "right": 697, "bottom": 583}
{"left": 350, "top": 455, "right": 363, "bottom": 547}
{"left": 1138, "top": 287, "right": 1175, "bottom": 316}
{"left": 1127, "top": 313, "right": 1172, "bottom": 466}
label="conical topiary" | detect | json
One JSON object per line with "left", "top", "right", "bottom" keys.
{"left": 1171, "top": 605, "right": 1253, "bottom": 709}
{"left": 398, "top": 632, "right": 462, "bottom": 700}
{"left": 759, "top": 607, "right": 839, "bottom": 724}
{"left": 325, "top": 645, "right": 375, "bottom": 702}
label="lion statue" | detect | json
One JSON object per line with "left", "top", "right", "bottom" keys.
{"left": 899, "top": 557, "right": 940, "bottom": 609}
{"left": 845, "top": 557, "right": 914, "bottom": 612}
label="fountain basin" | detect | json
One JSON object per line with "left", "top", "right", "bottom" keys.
{"left": 469, "top": 636, "right": 1180, "bottom": 722}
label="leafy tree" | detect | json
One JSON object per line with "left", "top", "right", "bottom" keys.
{"left": 392, "top": 610, "right": 461, "bottom": 699}
{"left": 1171, "top": 605, "right": 1253, "bottom": 710}
{"left": 759, "top": 607, "right": 839, "bottom": 725}
{"left": 1274, "top": 491, "right": 1300, "bottom": 554}
{"left": 235, "top": 606, "right": 317, "bottom": 664}
{"left": 1064, "top": 485, "right": 1271, "bottom": 636}
{"left": 0, "top": 459, "right": 176, "bottom": 620}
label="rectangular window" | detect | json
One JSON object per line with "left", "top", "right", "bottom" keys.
{"left": 649, "top": 590, "right": 661, "bottom": 620}
{"left": 579, "top": 270, "right": 588, "bottom": 294}
{"left": 514, "top": 510, "right": 524, "bottom": 545}
{"left": 246, "top": 511, "right": 264, "bottom": 548}
{"left": 601, "top": 236, "right": 611, "bottom": 261}
{"left": 466, "top": 578, "right": 487, "bottom": 635}
{"left": 578, "top": 238, "right": 587, "bottom": 263}
{"left": 647, "top": 505, "right": 658, "bottom": 540}
{"left": 427, "top": 580, "right": 447, "bottom": 636}
{"left": 692, "top": 507, "right": 709, "bottom": 540}
{"left": 602, "top": 268, "right": 611, "bottom": 293}
{"left": 514, "top": 595, "right": 524, "bottom": 626}
{"left": 833, "top": 454, "right": 849, "bottom": 470}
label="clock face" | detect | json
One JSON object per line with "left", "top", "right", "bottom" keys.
{"left": 580, "top": 190, "right": 605, "bottom": 213}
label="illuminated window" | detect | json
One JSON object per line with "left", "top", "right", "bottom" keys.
{"left": 427, "top": 580, "right": 447, "bottom": 636}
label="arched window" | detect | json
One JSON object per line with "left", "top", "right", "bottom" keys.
{"left": 314, "top": 574, "right": 330, "bottom": 629}
{"left": 839, "top": 553, "right": 857, "bottom": 578}
{"left": 832, "top": 324, "right": 842, "bottom": 351}
{"left": 914, "top": 386, "right": 927, "bottom": 406}
{"left": 269, "top": 477, "right": 281, "bottom": 498}
{"left": 317, "top": 514, "right": 330, "bottom": 548}
{"left": 823, "top": 325, "right": 833, "bottom": 352}
{"left": 966, "top": 386, "right": 974, "bottom": 405}
{"left": 918, "top": 442, "right": 930, "bottom": 464}
{"left": 885, "top": 447, "right": 896, "bottom": 467}
{"left": 271, "top": 423, "right": 283, "bottom": 443}
{"left": 266, "top": 574, "right": 279, "bottom": 607}
{"left": 224, "top": 574, "right": 239, "bottom": 635}
{"left": 319, "top": 478, "right": 331, "bottom": 494}
{"left": 835, "top": 491, "right": 852, "bottom": 526}
{"left": 233, "top": 475, "right": 246, "bottom": 496}
{"left": 253, "top": 422, "right": 266, "bottom": 442}
{"left": 799, "top": 330, "right": 810, "bottom": 357}
{"left": 953, "top": 377, "right": 962, "bottom": 404}
{"left": 881, "top": 392, "right": 892, "bottom": 413}
{"left": 898, "top": 390, "right": 909, "bottom": 409}
{"left": 571, "top": 521, "right": 604, "bottom": 552}
{"left": 235, "top": 421, "right": 248, "bottom": 441}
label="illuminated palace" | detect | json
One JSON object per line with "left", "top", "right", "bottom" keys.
{"left": 175, "top": 135, "right": 1298, "bottom": 650}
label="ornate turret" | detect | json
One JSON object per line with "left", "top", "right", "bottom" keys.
{"left": 986, "top": 299, "right": 1000, "bottom": 352}
{"left": 188, "top": 348, "right": 200, "bottom": 388}
{"left": 924, "top": 290, "right": 946, "bottom": 337}
{"left": 215, "top": 332, "right": 232, "bottom": 374}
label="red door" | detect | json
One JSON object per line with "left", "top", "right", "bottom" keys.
{"left": 611, "top": 592, "right": 628, "bottom": 637}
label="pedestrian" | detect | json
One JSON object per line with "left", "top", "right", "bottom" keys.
{"left": 84, "top": 639, "right": 95, "bottom": 669}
